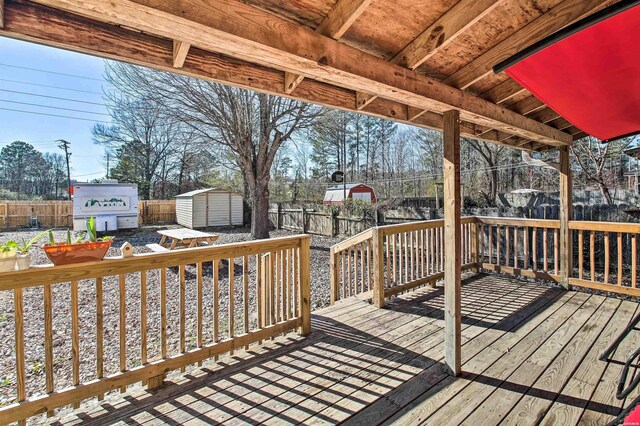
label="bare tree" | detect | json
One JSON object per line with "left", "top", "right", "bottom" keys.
{"left": 571, "top": 136, "right": 634, "bottom": 205}
{"left": 104, "top": 62, "right": 320, "bottom": 238}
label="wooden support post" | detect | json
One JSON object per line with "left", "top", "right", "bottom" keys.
{"left": 299, "top": 236, "right": 311, "bottom": 335}
{"left": 559, "top": 147, "right": 572, "bottom": 289}
{"left": 373, "top": 227, "right": 385, "bottom": 308}
{"left": 443, "top": 109, "right": 462, "bottom": 377}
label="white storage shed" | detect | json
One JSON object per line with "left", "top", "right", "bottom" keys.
{"left": 176, "top": 189, "right": 244, "bottom": 229}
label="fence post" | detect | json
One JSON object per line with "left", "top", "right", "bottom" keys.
{"left": 277, "top": 203, "right": 282, "bottom": 230}
{"left": 372, "top": 227, "right": 385, "bottom": 308}
{"left": 302, "top": 207, "right": 307, "bottom": 233}
{"left": 331, "top": 210, "right": 338, "bottom": 237}
{"left": 299, "top": 236, "right": 311, "bottom": 335}
{"left": 330, "top": 247, "right": 339, "bottom": 304}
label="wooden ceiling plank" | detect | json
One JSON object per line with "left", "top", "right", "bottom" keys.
{"left": 512, "top": 96, "right": 546, "bottom": 116}
{"left": 392, "top": 0, "right": 504, "bottom": 70}
{"left": 34, "top": 0, "right": 570, "bottom": 146}
{"left": 573, "top": 132, "right": 589, "bottom": 140}
{"left": 316, "top": 0, "right": 373, "bottom": 39}
{"left": 172, "top": 39, "right": 190, "bottom": 68}
{"left": 0, "top": 0, "right": 4, "bottom": 28}
{"left": 356, "top": 92, "right": 376, "bottom": 110}
{"left": 407, "top": 106, "right": 427, "bottom": 122}
{"left": 444, "top": 0, "right": 611, "bottom": 90}
{"left": 529, "top": 107, "right": 561, "bottom": 124}
{"left": 287, "top": 0, "right": 373, "bottom": 97}
{"left": 479, "top": 78, "right": 526, "bottom": 104}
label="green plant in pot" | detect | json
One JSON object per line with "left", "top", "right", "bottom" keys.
{"left": 15, "top": 231, "right": 49, "bottom": 271}
{"left": 0, "top": 241, "right": 18, "bottom": 273}
{"left": 42, "top": 218, "right": 114, "bottom": 266}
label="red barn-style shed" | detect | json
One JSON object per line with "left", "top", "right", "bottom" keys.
{"left": 323, "top": 184, "right": 376, "bottom": 205}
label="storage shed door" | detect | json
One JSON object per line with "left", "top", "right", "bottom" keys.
{"left": 208, "top": 193, "right": 230, "bottom": 226}
{"left": 231, "top": 194, "right": 244, "bottom": 225}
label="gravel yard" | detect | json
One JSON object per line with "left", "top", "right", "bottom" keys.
{"left": 0, "top": 226, "right": 341, "bottom": 410}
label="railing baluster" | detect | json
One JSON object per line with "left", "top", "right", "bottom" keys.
{"left": 391, "top": 233, "right": 397, "bottom": 284}
{"left": 243, "top": 255, "right": 249, "bottom": 347}
{"left": 604, "top": 232, "right": 610, "bottom": 284}
{"left": 578, "top": 230, "right": 584, "bottom": 280}
{"left": 532, "top": 227, "right": 537, "bottom": 271}
{"left": 488, "top": 225, "right": 493, "bottom": 265}
{"left": 341, "top": 250, "right": 346, "bottom": 299}
{"left": 44, "top": 283, "right": 54, "bottom": 412}
{"left": 293, "top": 247, "right": 299, "bottom": 315}
{"left": 347, "top": 247, "right": 352, "bottom": 297}
{"left": 160, "top": 268, "right": 167, "bottom": 359}
{"left": 179, "top": 264, "right": 186, "bottom": 368}
{"left": 257, "top": 254, "right": 263, "bottom": 343}
{"left": 119, "top": 274, "right": 126, "bottom": 392}
{"left": 513, "top": 226, "right": 518, "bottom": 268}
{"left": 554, "top": 229, "right": 558, "bottom": 275}
{"left": 284, "top": 250, "right": 290, "bottom": 321}
{"left": 590, "top": 231, "right": 595, "bottom": 281}
{"left": 618, "top": 232, "right": 623, "bottom": 286}
{"left": 496, "top": 226, "right": 501, "bottom": 266}
{"left": 632, "top": 235, "right": 637, "bottom": 288}
{"left": 214, "top": 259, "right": 220, "bottom": 354}
{"left": 360, "top": 242, "right": 365, "bottom": 293}
{"left": 543, "top": 228, "right": 548, "bottom": 272}
{"left": 367, "top": 239, "right": 373, "bottom": 291}
{"left": 14, "top": 288, "right": 25, "bottom": 426}
{"left": 95, "top": 277, "right": 104, "bottom": 398}
{"left": 524, "top": 226, "right": 529, "bottom": 270}
{"left": 71, "top": 280, "right": 80, "bottom": 408}
{"left": 505, "top": 226, "right": 510, "bottom": 267}
{"left": 229, "top": 257, "right": 235, "bottom": 351}
{"left": 141, "top": 272, "right": 148, "bottom": 367}
{"left": 197, "top": 262, "right": 203, "bottom": 355}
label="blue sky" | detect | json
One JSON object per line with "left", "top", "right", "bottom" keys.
{"left": 0, "top": 37, "right": 110, "bottom": 180}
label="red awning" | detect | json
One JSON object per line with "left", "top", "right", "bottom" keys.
{"left": 500, "top": 3, "right": 640, "bottom": 142}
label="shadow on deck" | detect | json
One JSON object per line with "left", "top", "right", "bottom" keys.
{"left": 48, "top": 274, "right": 639, "bottom": 425}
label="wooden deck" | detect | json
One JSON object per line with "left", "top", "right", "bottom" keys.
{"left": 48, "top": 274, "right": 639, "bottom": 425}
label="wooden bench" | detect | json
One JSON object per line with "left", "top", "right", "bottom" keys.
{"left": 146, "top": 243, "right": 170, "bottom": 253}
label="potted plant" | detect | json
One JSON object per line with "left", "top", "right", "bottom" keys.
{"left": 0, "top": 241, "right": 18, "bottom": 273}
{"left": 42, "top": 217, "right": 114, "bottom": 266}
{"left": 15, "top": 231, "right": 49, "bottom": 271}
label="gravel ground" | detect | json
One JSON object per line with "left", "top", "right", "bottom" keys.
{"left": 0, "top": 226, "right": 341, "bottom": 412}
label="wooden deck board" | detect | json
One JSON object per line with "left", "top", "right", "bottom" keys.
{"left": 47, "top": 274, "right": 639, "bottom": 426}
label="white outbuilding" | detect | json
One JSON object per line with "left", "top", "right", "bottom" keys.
{"left": 176, "top": 189, "right": 244, "bottom": 229}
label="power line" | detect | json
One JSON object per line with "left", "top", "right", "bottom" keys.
{"left": 0, "top": 63, "right": 106, "bottom": 82}
{"left": 0, "top": 78, "right": 104, "bottom": 95}
{"left": 1, "top": 89, "right": 105, "bottom": 106}
{"left": 0, "top": 107, "right": 110, "bottom": 124}
{"left": 0, "top": 99, "right": 111, "bottom": 116}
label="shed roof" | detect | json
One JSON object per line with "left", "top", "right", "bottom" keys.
{"left": 176, "top": 188, "right": 241, "bottom": 198}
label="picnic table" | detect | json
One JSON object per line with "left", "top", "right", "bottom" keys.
{"left": 147, "top": 228, "right": 219, "bottom": 252}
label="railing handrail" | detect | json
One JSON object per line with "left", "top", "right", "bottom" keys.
{"left": 0, "top": 234, "right": 310, "bottom": 290}
{"left": 476, "top": 216, "right": 560, "bottom": 228}
{"left": 331, "top": 228, "right": 374, "bottom": 252}
{"left": 569, "top": 220, "right": 640, "bottom": 233}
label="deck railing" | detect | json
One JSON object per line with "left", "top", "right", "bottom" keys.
{"left": 476, "top": 217, "right": 561, "bottom": 282}
{"left": 0, "top": 235, "right": 311, "bottom": 425}
{"left": 330, "top": 218, "right": 477, "bottom": 306}
{"left": 330, "top": 216, "right": 640, "bottom": 306}
{"left": 568, "top": 221, "right": 639, "bottom": 296}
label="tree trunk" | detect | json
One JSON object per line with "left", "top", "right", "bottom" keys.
{"left": 597, "top": 181, "right": 614, "bottom": 205}
{"left": 251, "top": 177, "right": 271, "bottom": 239}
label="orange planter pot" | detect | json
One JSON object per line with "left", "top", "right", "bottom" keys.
{"left": 43, "top": 241, "right": 112, "bottom": 266}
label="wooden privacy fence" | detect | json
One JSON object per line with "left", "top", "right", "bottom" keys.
{"left": 330, "top": 216, "right": 640, "bottom": 306}
{"left": 269, "top": 207, "right": 376, "bottom": 237}
{"left": 0, "top": 200, "right": 176, "bottom": 228}
{"left": 330, "top": 218, "right": 477, "bottom": 307}
{"left": 0, "top": 235, "right": 310, "bottom": 425}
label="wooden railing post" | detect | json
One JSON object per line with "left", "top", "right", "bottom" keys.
{"left": 559, "top": 147, "right": 572, "bottom": 289}
{"left": 373, "top": 227, "right": 385, "bottom": 308}
{"left": 330, "top": 247, "right": 340, "bottom": 304}
{"left": 299, "top": 236, "right": 311, "bottom": 335}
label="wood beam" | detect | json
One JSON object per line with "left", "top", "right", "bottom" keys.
{"left": 443, "top": 109, "right": 462, "bottom": 376}
{"left": 407, "top": 106, "right": 427, "bottom": 122}
{"left": 392, "top": 0, "right": 503, "bottom": 70}
{"left": 573, "top": 132, "right": 589, "bottom": 141}
{"left": 0, "top": 0, "right": 4, "bottom": 28}
{"left": 29, "top": 0, "right": 571, "bottom": 147}
{"left": 316, "top": 0, "right": 373, "bottom": 40}
{"left": 287, "top": 0, "right": 373, "bottom": 94}
{"left": 479, "top": 79, "right": 525, "bottom": 104}
{"left": 356, "top": 92, "right": 376, "bottom": 110}
{"left": 559, "top": 147, "right": 572, "bottom": 289}
{"left": 172, "top": 39, "right": 190, "bottom": 68}
{"left": 444, "top": 0, "right": 611, "bottom": 89}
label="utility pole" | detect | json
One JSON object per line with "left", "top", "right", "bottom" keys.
{"left": 57, "top": 139, "right": 72, "bottom": 200}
